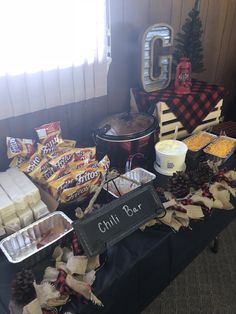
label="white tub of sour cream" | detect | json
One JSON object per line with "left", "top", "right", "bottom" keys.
{"left": 154, "top": 140, "right": 188, "bottom": 176}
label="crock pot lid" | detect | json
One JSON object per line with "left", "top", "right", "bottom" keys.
{"left": 97, "top": 112, "right": 157, "bottom": 140}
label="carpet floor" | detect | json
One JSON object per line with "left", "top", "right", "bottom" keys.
{"left": 142, "top": 219, "right": 236, "bottom": 314}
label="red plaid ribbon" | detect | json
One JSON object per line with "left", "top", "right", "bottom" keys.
{"left": 131, "top": 80, "right": 225, "bottom": 133}
{"left": 42, "top": 310, "right": 57, "bottom": 314}
{"left": 72, "top": 232, "right": 84, "bottom": 256}
{"left": 56, "top": 269, "right": 73, "bottom": 295}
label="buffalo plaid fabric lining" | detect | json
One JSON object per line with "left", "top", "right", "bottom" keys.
{"left": 131, "top": 79, "right": 225, "bottom": 133}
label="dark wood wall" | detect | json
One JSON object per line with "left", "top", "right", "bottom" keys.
{"left": 108, "top": 0, "right": 236, "bottom": 116}
{"left": 0, "top": 0, "right": 235, "bottom": 170}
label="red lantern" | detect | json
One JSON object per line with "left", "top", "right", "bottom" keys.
{"left": 175, "top": 57, "right": 192, "bottom": 94}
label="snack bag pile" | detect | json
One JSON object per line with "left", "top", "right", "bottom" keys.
{"left": 7, "top": 122, "right": 110, "bottom": 203}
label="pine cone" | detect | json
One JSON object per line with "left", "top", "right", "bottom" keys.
{"left": 168, "top": 171, "right": 190, "bottom": 198}
{"left": 187, "top": 161, "right": 214, "bottom": 190}
{"left": 11, "top": 269, "right": 36, "bottom": 305}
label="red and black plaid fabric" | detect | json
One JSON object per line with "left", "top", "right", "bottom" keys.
{"left": 131, "top": 79, "right": 225, "bottom": 133}
{"left": 72, "top": 232, "right": 84, "bottom": 256}
{"left": 42, "top": 310, "right": 57, "bottom": 314}
{"left": 56, "top": 269, "right": 72, "bottom": 295}
{"left": 42, "top": 310, "right": 54, "bottom": 314}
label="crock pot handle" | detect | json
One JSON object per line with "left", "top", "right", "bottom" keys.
{"left": 125, "top": 153, "right": 145, "bottom": 172}
{"left": 92, "top": 124, "right": 111, "bottom": 144}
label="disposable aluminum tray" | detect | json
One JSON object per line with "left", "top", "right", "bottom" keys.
{"left": 183, "top": 131, "right": 217, "bottom": 153}
{"left": 0, "top": 211, "right": 73, "bottom": 267}
{"left": 203, "top": 135, "right": 236, "bottom": 165}
{"left": 104, "top": 168, "right": 156, "bottom": 198}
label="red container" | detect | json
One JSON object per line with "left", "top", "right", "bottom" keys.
{"left": 94, "top": 112, "right": 158, "bottom": 171}
{"left": 174, "top": 57, "right": 192, "bottom": 94}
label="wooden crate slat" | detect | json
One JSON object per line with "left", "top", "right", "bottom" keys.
{"left": 157, "top": 99, "right": 222, "bottom": 141}
{"left": 160, "top": 129, "right": 188, "bottom": 140}
{"left": 160, "top": 111, "right": 221, "bottom": 134}
{"left": 192, "top": 120, "right": 221, "bottom": 134}
{"left": 159, "top": 111, "right": 177, "bottom": 122}
{"left": 161, "top": 121, "right": 183, "bottom": 133}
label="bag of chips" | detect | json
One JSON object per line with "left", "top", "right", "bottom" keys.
{"left": 48, "top": 172, "right": 76, "bottom": 199}
{"left": 73, "top": 147, "right": 96, "bottom": 161}
{"left": 35, "top": 121, "right": 61, "bottom": 144}
{"left": 9, "top": 155, "right": 28, "bottom": 168}
{"left": 20, "top": 152, "right": 42, "bottom": 173}
{"left": 58, "top": 139, "right": 76, "bottom": 149}
{"left": 49, "top": 150, "right": 75, "bottom": 171}
{"left": 59, "top": 184, "right": 90, "bottom": 203}
{"left": 6, "top": 137, "right": 35, "bottom": 159}
{"left": 28, "top": 158, "right": 51, "bottom": 182}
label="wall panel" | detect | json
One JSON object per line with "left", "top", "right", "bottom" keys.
{"left": 180, "top": 0, "right": 196, "bottom": 26}
{"left": 215, "top": 1, "right": 236, "bottom": 83}
{"left": 171, "top": 0, "right": 183, "bottom": 34}
{"left": 149, "top": 0, "right": 172, "bottom": 24}
{"left": 201, "top": 0, "right": 229, "bottom": 82}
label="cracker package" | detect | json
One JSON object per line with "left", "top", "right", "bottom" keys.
{"left": 6, "top": 137, "right": 35, "bottom": 158}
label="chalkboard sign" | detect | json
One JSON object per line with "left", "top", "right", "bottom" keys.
{"left": 73, "top": 184, "right": 164, "bottom": 257}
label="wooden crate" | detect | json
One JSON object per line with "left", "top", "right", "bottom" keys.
{"left": 130, "top": 89, "right": 223, "bottom": 140}
{"left": 156, "top": 100, "right": 223, "bottom": 140}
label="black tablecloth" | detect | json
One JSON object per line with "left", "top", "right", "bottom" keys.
{"left": 1, "top": 156, "right": 236, "bottom": 314}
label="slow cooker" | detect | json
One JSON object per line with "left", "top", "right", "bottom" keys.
{"left": 94, "top": 112, "right": 158, "bottom": 171}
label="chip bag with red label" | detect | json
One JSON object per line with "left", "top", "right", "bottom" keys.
{"left": 35, "top": 121, "right": 61, "bottom": 144}
{"left": 6, "top": 137, "right": 35, "bottom": 159}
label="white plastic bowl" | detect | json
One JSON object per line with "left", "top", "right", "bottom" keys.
{"left": 154, "top": 140, "right": 188, "bottom": 176}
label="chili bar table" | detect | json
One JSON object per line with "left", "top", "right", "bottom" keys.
{"left": 1, "top": 162, "right": 236, "bottom": 314}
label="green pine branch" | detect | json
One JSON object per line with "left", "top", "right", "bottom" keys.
{"left": 173, "top": 0, "right": 205, "bottom": 73}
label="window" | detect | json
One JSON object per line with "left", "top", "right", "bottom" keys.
{"left": 0, "top": 0, "right": 109, "bottom": 119}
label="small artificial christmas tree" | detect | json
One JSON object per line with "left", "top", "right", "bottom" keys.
{"left": 173, "top": 0, "right": 205, "bottom": 73}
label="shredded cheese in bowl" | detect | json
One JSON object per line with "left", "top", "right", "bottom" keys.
{"left": 205, "top": 137, "right": 236, "bottom": 158}
{"left": 184, "top": 132, "right": 215, "bottom": 151}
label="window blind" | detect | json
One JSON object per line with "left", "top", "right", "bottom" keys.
{"left": 0, "top": 0, "right": 109, "bottom": 120}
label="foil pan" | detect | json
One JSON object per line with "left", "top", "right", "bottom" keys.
{"left": 104, "top": 168, "right": 156, "bottom": 198}
{"left": 0, "top": 211, "right": 73, "bottom": 267}
{"left": 183, "top": 131, "right": 217, "bottom": 152}
{"left": 203, "top": 135, "right": 236, "bottom": 165}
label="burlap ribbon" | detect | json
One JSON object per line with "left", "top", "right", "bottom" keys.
{"left": 141, "top": 170, "right": 236, "bottom": 231}
{"left": 23, "top": 243, "right": 102, "bottom": 314}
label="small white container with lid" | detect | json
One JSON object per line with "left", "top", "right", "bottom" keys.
{"left": 154, "top": 140, "right": 188, "bottom": 176}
